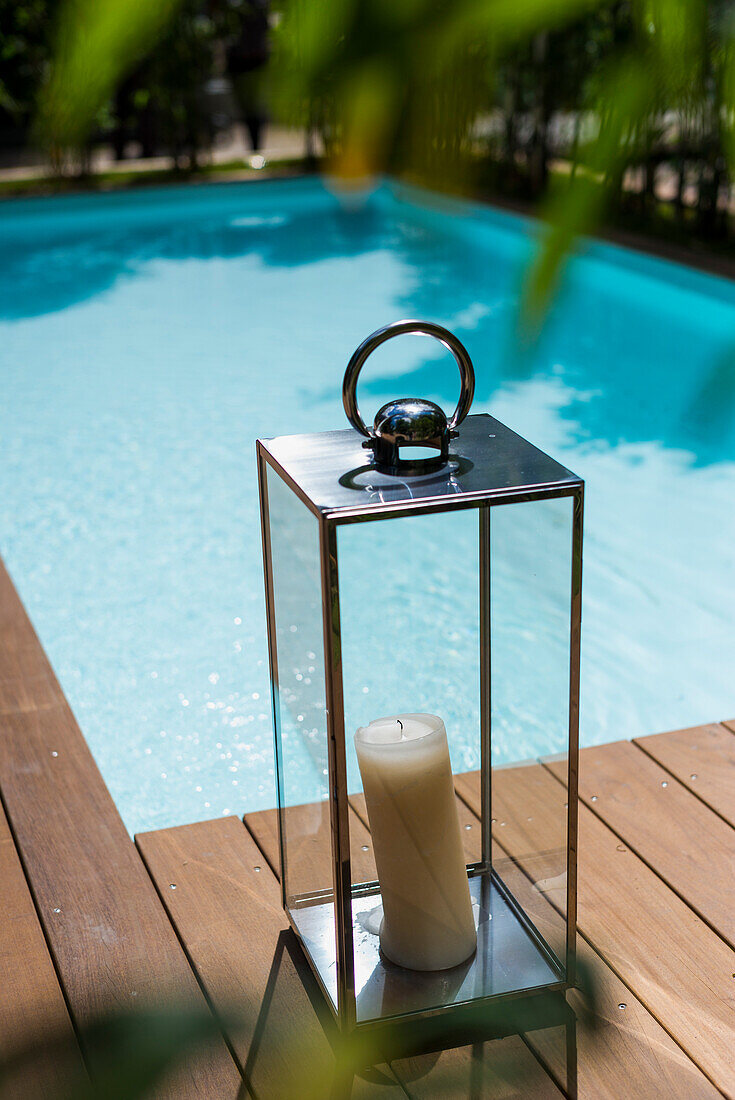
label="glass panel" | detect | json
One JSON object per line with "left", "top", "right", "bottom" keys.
{"left": 264, "top": 484, "right": 573, "bottom": 1025}
{"left": 339, "top": 508, "right": 481, "bottom": 792}
{"left": 265, "top": 467, "right": 336, "bottom": 1004}
{"left": 338, "top": 508, "right": 484, "bottom": 1022}
{"left": 490, "top": 493, "right": 572, "bottom": 972}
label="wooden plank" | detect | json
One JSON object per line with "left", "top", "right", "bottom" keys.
{"left": 0, "top": 560, "right": 241, "bottom": 1098}
{"left": 456, "top": 764, "right": 568, "bottom": 884}
{"left": 518, "top": 766, "right": 734, "bottom": 1094}
{"left": 457, "top": 768, "right": 730, "bottom": 1098}
{"left": 0, "top": 800, "right": 84, "bottom": 1099}
{"left": 245, "top": 800, "right": 377, "bottom": 885}
{"left": 391, "top": 1035, "right": 561, "bottom": 1098}
{"left": 529, "top": 939, "right": 722, "bottom": 1100}
{"left": 137, "top": 816, "right": 402, "bottom": 1099}
{"left": 544, "top": 741, "right": 734, "bottom": 947}
{"left": 635, "top": 722, "right": 735, "bottom": 828}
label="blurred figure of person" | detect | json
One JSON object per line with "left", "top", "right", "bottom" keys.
{"left": 225, "top": 0, "right": 270, "bottom": 152}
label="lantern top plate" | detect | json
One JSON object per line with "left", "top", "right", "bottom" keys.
{"left": 258, "top": 413, "right": 582, "bottom": 523}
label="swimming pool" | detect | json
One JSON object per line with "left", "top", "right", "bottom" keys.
{"left": 1, "top": 178, "right": 733, "bottom": 834}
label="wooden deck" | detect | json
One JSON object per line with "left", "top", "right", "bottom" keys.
{"left": 1, "top": 558, "right": 734, "bottom": 1098}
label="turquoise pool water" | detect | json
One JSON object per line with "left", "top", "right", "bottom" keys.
{"left": 1, "top": 178, "right": 733, "bottom": 833}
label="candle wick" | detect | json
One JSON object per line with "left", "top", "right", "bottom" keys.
{"left": 396, "top": 719, "right": 403, "bottom": 731}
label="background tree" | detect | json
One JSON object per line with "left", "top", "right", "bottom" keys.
{"left": 0, "top": 0, "right": 56, "bottom": 151}
{"left": 11, "top": 0, "right": 733, "bottom": 309}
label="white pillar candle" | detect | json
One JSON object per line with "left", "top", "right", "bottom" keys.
{"left": 354, "top": 713, "right": 476, "bottom": 971}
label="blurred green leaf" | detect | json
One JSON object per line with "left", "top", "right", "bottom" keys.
{"left": 36, "top": 0, "right": 183, "bottom": 152}
{"left": 524, "top": 58, "right": 654, "bottom": 324}
{"left": 0, "top": 1002, "right": 231, "bottom": 1100}
{"left": 523, "top": 0, "right": 733, "bottom": 324}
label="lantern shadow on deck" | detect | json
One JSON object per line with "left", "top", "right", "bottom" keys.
{"left": 257, "top": 321, "right": 582, "bottom": 1049}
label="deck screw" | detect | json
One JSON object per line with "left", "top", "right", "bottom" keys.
{"left": 661, "top": 781, "right": 668, "bottom": 788}
{"left": 51, "top": 751, "right": 58, "bottom": 757}
{"left": 690, "top": 773, "right": 697, "bottom": 780}
{"left": 464, "top": 824, "right": 472, "bottom": 830}
{"left": 590, "top": 795, "right": 598, "bottom": 802}
{"left": 618, "top": 1003, "right": 627, "bottom": 1010}
{"left": 616, "top": 844, "right": 627, "bottom": 852}
{"left": 361, "top": 845, "right": 369, "bottom": 852}
{"left": 169, "top": 884, "right": 177, "bottom": 890}
{"left": 253, "top": 866, "right": 261, "bottom": 873}
{"left": 53, "top": 907, "right": 61, "bottom": 914}
{"left": 500, "top": 821, "right": 506, "bottom": 827}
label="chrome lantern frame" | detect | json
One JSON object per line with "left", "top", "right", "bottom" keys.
{"left": 257, "top": 321, "right": 583, "bottom": 1045}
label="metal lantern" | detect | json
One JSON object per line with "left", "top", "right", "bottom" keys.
{"left": 257, "top": 320, "right": 582, "bottom": 1049}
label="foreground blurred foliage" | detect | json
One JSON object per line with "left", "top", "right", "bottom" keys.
{"left": 0, "top": 958, "right": 600, "bottom": 1099}
{"left": 0, "top": 1003, "right": 231, "bottom": 1100}
{"left": 0, "top": 0, "right": 732, "bottom": 312}
{"left": 272, "top": 0, "right": 734, "bottom": 316}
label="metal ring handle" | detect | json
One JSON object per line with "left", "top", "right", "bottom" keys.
{"left": 343, "top": 320, "right": 475, "bottom": 438}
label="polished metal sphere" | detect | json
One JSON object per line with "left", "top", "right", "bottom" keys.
{"left": 373, "top": 398, "right": 448, "bottom": 446}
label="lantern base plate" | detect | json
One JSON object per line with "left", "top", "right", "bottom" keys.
{"left": 291, "top": 868, "right": 565, "bottom": 1027}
